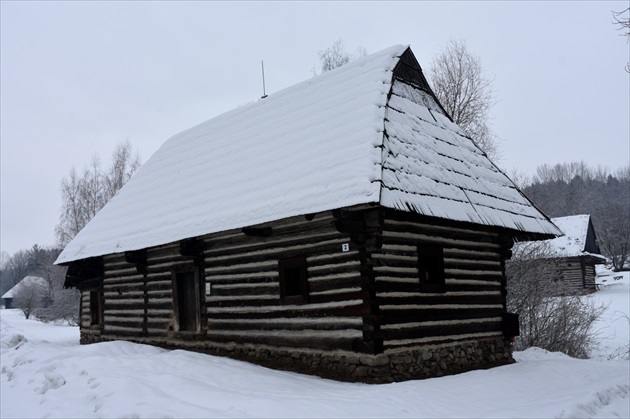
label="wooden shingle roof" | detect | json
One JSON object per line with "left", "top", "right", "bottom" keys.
{"left": 514, "top": 214, "right": 605, "bottom": 260}
{"left": 57, "top": 45, "right": 560, "bottom": 264}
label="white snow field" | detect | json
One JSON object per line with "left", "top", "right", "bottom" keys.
{"left": 1, "top": 272, "right": 628, "bottom": 418}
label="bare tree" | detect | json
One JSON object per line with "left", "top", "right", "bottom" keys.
{"left": 103, "top": 140, "right": 141, "bottom": 202}
{"left": 12, "top": 279, "right": 45, "bottom": 319}
{"left": 429, "top": 40, "right": 499, "bottom": 161}
{"left": 614, "top": 7, "right": 630, "bottom": 35}
{"left": 315, "top": 39, "right": 367, "bottom": 74}
{"left": 532, "top": 161, "right": 598, "bottom": 185}
{"left": 4, "top": 250, "right": 31, "bottom": 287}
{"left": 27, "top": 245, "right": 66, "bottom": 306}
{"left": 0, "top": 251, "right": 9, "bottom": 271}
{"left": 0, "top": 251, "right": 10, "bottom": 297}
{"left": 55, "top": 168, "right": 85, "bottom": 246}
{"left": 18, "top": 245, "right": 80, "bottom": 325}
{"left": 594, "top": 167, "right": 629, "bottom": 271}
{"left": 612, "top": 7, "right": 630, "bottom": 72}
{"left": 507, "top": 168, "right": 531, "bottom": 190}
{"left": 55, "top": 158, "right": 105, "bottom": 247}
{"left": 81, "top": 155, "right": 107, "bottom": 222}
{"left": 595, "top": 201, "right": 630, "bottom": 271}
{"left": 56, "top": 140, "right": 141, "bottom": 246}
{"left": 506, "top": 242, "right": 606, "bottom": 358}
{"left": 36, "top": 287, "right": 79, "bottom": 325}
{"left": 0, "top": 249, "right": 32, "bottom": 298}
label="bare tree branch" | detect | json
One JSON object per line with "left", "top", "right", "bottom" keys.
{"left": 612, "top": 8, "right": 630, "bottom": 72}
{"left": 12, "top": 278, "right": 45, "bottom": 319}
{"left": 315, "top": 39, "right": 367, "bottom": 75}
{"left": 612, "top": 8, "right": 630, "bottom": 37}
{"left": 429, "top": 40, "right": 500, "bottom": 161}
{"left": 56, "top": 141, "right": 141, "bottom": 246}
{"left": 507, "top": 242, "right": 607, "bottom": 358}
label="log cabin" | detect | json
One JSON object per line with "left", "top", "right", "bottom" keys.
{"left": 513, "top": 214, "right": 605, "bottom": 293}
{"left": 56, "top": 45, "right": 561, "bottom": 383}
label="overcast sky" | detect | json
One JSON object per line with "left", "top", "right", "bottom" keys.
{"left": 1, "top": 1, "right": 628, "bottom": 256}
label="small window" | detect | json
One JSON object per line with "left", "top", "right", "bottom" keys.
{"left": 89, "top": 289, "right": 102, "bottom": 326}
{"left": 172, "top": 267, "right": 200, "bottom": 332}
{"left": 279, "top": 256, "right": 309, "bottom": 304}
{"left": 418, "top": 246, "right": 446, "bottom": 293}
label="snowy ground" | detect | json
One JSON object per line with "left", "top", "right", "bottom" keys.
{"left": 1, "top": 272, "right": 628, "bottom": 418}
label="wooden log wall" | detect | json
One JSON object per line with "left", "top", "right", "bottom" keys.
{"left": 79, "top": 291, "right": 91, "bottom": 329}
{"left": 101, "top": 253, "right": 146, "bottom": 337}
{"left": 556, "top": 258, "right": 588, "bottom": 290}
{"left": 553, "top": 256, "right": 598, "bottom": 292}
{"left": 581, "top": 258, "right": 597, "bottom": 290}
{"left": 78, "top": 244, "right": 203, "bottom": 341}
{"left": 374, "top": 210, "right": 509, "bottom": 352}
{"left": 203, "top": 212, "right": 365, "bottom": 352}
{"left": 80, "top": 210, "right": 368, "bottom": 353}
{"left": 77, "top": 206, "right": 519, "bottom": 362}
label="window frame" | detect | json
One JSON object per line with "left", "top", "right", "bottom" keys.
{"left": 278, "top": 256, "right": 309, "bottom": 304}
{"left": 418, "top": 245, "right": 446, "bottom": 293}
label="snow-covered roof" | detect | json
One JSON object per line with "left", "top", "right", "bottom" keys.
{"left": 56, "top": 45, "right": 560, "bottom": 264}
{"left": 549, "top": 215, "right": 593, "bottom": 256}
{"left": 514, "top": 214, "right": 605, "bottom": 260}
{"left": 1, "top": 276, "right": 47, "bottom": 299}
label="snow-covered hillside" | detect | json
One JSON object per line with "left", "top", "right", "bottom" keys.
{"left": 1, "top": 272, "right": 628, "bottom": 418}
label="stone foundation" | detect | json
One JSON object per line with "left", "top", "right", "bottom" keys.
{"left": 80, "top": 329, "right": 102, "bottom": 345}
{"left": 81, "top": 331, "right": 514, "bottom": 383}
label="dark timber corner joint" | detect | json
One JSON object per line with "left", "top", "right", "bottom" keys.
{"left": 179, "top": 238, "right": 205, "bottom": 261}
{"left": 64, "top": 257, "right": 104, "bottom": 288}
{"left": 334, "top": 207, "right": 384, "bottom": 355}
{"left": 333, "top": 208, "right": 383, "bottom": 250}
{"left": 124, "top": 249, "right": 147, "bottom": 274}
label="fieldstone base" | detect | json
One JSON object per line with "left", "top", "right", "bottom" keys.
{"left": 80, "top": 330, "right": 102, "bottom": 344}
{"left": 198, "top": 337, "right": 513, "bottom": 383}
{"left": 81, "top": 331, "right": 513, "bottom": 383}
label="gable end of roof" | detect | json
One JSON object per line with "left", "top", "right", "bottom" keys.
{"left": 392, "top": 48, "right": 453, "bottom": 123}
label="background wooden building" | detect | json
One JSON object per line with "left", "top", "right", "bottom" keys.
{"left": 1, "top": 276, "right": 48, "bottom": 309}
{"left": 513, "top": 214, "right": 605, "bottom": 293}
{"left": 57, "top": 45, "right": 560, "bottom": 383}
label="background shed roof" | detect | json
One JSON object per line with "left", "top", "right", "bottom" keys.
{"left": 2, "top": 276, "right": 48, "bottom": 299}
{"left": 514, "top": 214, "right": 605, "bottom": 260}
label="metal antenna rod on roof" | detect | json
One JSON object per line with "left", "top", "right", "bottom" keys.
{"left": 261, "top": 61, "right": 268, "bottom": 99}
